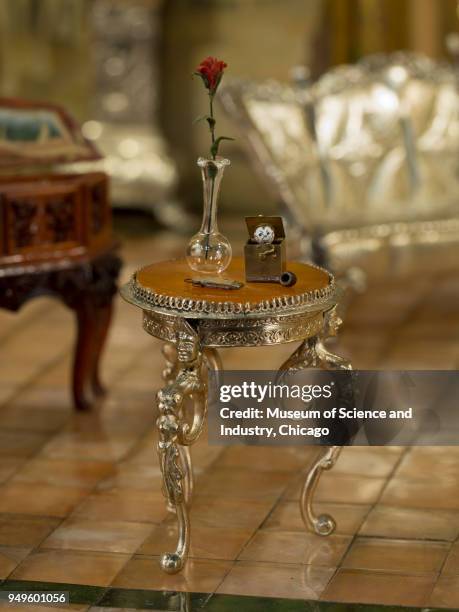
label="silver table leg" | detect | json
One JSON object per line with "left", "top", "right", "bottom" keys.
{"left": 300, "top": 445, "right": 342, "bottom": 535}
{"left": 279, "top": 306, "right": 352, "bottom": 536}
{"left": 156, "top": 321, "right": 207, "bottom": 573}
{"left": 157, "top": 329, "right": 222, "bottom": 573}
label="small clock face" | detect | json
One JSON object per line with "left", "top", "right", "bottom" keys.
{"left": 254, "top": 224, "right": 275, "bottom": 244}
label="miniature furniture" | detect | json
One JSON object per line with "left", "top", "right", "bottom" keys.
{"left": 219, "top": 53, "right": 459, "bottom": 284}
{"left": 0, "top": 99, "right": 121, "bottom": 411}
{"left": 121, "top": 257, "right": 352, "bottom": 573}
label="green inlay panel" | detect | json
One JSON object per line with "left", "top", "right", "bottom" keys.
{"left": 97, "top": 587, "right": 211, "bottom": 610}
{"left": 0, "top": 580, "right": 455, "bottom": 612}
{"left": 204, "top": 595, "right": 457, "bottom": 612}
{"left": 0, "top": 580, "right": 105, "bottom": 605}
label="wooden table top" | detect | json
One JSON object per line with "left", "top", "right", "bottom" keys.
{"left": 136, "top": 257, "right": 331, "bottom": 304}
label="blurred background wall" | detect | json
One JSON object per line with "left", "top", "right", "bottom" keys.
{"left": 0, "top": 0, "right": 457, "bottom": 216}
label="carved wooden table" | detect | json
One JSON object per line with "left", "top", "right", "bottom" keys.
{"left": 121, "top": 257, "right": 352, "bottom": 573}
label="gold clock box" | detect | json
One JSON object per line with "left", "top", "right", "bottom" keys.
{"left": 244, "top": 216, "right": 286, "bottom": 282}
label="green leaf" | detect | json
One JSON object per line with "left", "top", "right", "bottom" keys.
{"left": 210, "top": 136, "right": 235, "bottom": 158}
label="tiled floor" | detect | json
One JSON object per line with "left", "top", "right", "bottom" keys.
{"left": 1, "top": 224, "right": 459, "bottom": 609}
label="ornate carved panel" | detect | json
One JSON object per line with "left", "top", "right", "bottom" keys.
{"left": 10, "top": 199, "right": 38, "bottom": 248}
{"left": 0, "top": 171, "right": 114, "bottom": 272}
{"left": 91, "top": 181, "right": 106, "bottom": 235}
{"left": 45, "top": 195, "right": 77, "bottom": 244}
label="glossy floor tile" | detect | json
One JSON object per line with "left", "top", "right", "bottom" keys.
{"left": 0, "top": 483, "right": 91, "bottom": 517}
{"left": 359, "top": 505, "right": 459, "bottom": 541}
{"left": 0, "top": 547, "right": 29, "bottom": 579}
{"left": 321, "top": 568, "right": 436, "bottom": 606}
{"left": 442, "top": 542, "right": 459, "bottom": 575}
{"left": 216, "top": 561, "right": 335, "bottom": 600}
{"left": 381, "top": 475, "right": 459, "bottom": 510}
{"left": 238, "top": 530, "right": 351, "bottom": 566}
{"left": 341, "top": 537, "right": 449, "bottom": 574}
{"left": 111, "top": 555, "right": 232, "bottom": 593}
{"left": 188, "top": 496, "right": 273, "bottom": 531}
{"left": 10, "top": 458, "right": 115, "bottom": 488}
{"left": 41, "top": 518, "right": 153, "bottom": 554}
{"left": 0, "top": 516, "right": 60, "bottom": 549}
{"left": 10, "top": 550, "right": 130, "bottom": 586}
{"left": 138, "top": 524, "right": 253, "bottom": 561}
{"left": 71, "top": 489, "right": 168, "bottom": 524}
{"left": 430, "top": 575, "right": 459, "bottom": 608}
{"left": 197, "top": 468, "right": 291, "bottom": 501}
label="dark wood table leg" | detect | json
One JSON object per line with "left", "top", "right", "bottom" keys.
{"left": 91, "top": 301, "right": 113, "bottom": 398}
{"left": 72, "top": 299, "right": 113, "bottom": 410}
{"left": 73, "top": 299, "right": 98, "bottom": 411}
{"left": 67, "top": 252, "right": 121, "bottom": 411}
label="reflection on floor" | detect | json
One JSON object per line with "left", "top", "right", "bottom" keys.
{"left": 0, "top": 228, "right": 459, "bottom": 610}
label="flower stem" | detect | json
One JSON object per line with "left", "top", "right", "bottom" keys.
{"left": 209, "top": 93, "right": 216, "bottom": 159}
{"left": 204, "top": 171, "right": 216, "bottom": 261}
{"left": 205, "top": 93, "right": 217, "bottom": 260}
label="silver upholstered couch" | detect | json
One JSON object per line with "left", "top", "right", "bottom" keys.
{"left": 220, "top": 53, "right": 459, "bottom": 284}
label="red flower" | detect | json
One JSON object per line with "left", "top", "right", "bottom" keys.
{"left": 195, "top": 56, "right": 227, "bottom": 94}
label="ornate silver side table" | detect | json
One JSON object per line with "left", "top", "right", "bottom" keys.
{"left": 121, "top": 257, "right": 352, "bottom": 574}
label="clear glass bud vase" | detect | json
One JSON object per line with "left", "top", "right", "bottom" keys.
{"left": 186, "top": 157, "right": 232, "bottom": 274}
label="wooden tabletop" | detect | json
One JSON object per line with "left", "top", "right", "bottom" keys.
{"left": 135, "top": 257, "right": 331, "bottom": 306}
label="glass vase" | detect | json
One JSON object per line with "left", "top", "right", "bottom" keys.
{"left": 186, "top": 157, "right": 232, "bottom": 274}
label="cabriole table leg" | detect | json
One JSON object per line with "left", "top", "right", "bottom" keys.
{"left": 160, "top": 343, "right": 221, "bottom": 515}
{"left": 161, "top": 342, "right": 193, "bottom": 510}
{"left": 279, "top": 306, "right": 353, "bottom": 537}
{"left": 156, "top": 321, "right": 207, "bottom": 573}
{"left": 300, "top": 445, "right": 342, "bottom": 535}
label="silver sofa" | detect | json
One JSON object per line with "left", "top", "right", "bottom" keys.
{"left": 220, "top": 53, "right": 459, "bottom": 285}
